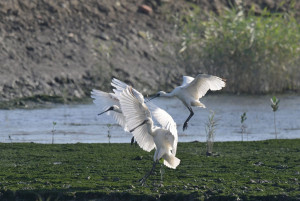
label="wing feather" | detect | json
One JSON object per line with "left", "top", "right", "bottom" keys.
{"left": 111, "top": 78, "right": 144, "bottom": 102}
{"left": 91, "top": 89, "right": 119, "bottom": 110}
{"left": 147, "top": 102, "right": 178, "bottom": 155}
{"left": 183, "top": 74, "right": 226, "bottom": 100}
{"left": 110, "top": 111, "right": 128, "bottom": 132}
{"left": 91, "top": 89, "right": 128, "bottom": 131}
{"left": 180, "top": 75, "right": 194, "bottom": 87}
{"left": 111, "top": 78, "right": 128, "bottom": 92}
{"left": 119, "top": 87, "right": 155, "bottom": 152}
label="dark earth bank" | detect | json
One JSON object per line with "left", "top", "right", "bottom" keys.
{"left": 1, "top": 0, "right": 300, "bottom": 108}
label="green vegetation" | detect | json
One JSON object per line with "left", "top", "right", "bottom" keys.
{"left": 51, "top": 122, "right": 57, "bottom": 144}
{"left": 270, "top": 96, "right": 280, "bottom": 139}
{"left": 0, "top": 140, "right": 299, "bottom": 200}
{"left": 177, "top": 2, "right": 300, "bottom": 94}
{"left": 241, "top": 112, "right": 247, "bottom": 141}
{"left": 107, "top": 124, "right": 112, "bottom": 144}
{"left": 205, "top": 111, "right": 217, "bottom": 156}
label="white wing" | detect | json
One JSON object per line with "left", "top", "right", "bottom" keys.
{"left": 91, "top": 89, "right": 128, "bottom": 131}
{"left": 180, "top": 75, "right": 194, "bottom": 87}
{"left": 111, "top": 78, "right": 144, "bottom": 103}
{"left": 165, "top": 121, "right": 178, "bottom": 156}
{"left": 91, "top": 89, "right": 119, "bottom": 110}
{"left": 110, "top": 110, "right": 129, "bottom": 132}
{"left": 147, "top": 102, "right": 178, "bottom": 155}
{"left": 111, "top": 78, "right": 128, "bottom": 96}
{"left": 119, "top": 87, "right": 155, "bottom": 152}
{"left": 183, "top": 74, "right": 226, "bottom": 100}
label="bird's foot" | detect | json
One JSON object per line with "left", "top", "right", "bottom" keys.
{"left": 183, "top": 122, "right": 188, "bottom": 131}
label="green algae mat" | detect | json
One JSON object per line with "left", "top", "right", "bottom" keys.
{"left": 0, "top": 140, "right": 299, "bottom": 200}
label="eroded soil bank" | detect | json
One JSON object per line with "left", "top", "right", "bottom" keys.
{"left": 1, "top": 0, "right": 300, "bottom": 108}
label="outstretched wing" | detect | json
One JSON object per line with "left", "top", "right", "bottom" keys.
{"left": 183, "top": 74, "right": 226, "bottom": 100}
{"left": 119, "top": 87, "right": 155, "bottom": 152}
{"left": 111, "top": 78, "right": 128, "bottom": 96}
{"left": 147, "top": 102, "right": 178, "bottom": 155}
{"left": 111, "top": 78, "right": 144, "bottom": 103}
{"left": 110, "top": 110, "right": 129, "bottom": 132}
{"left": 91, "top": 89, "right": 119, "bottom": 110}
{"left": 91, "top": 89, "right": 128, "bottom": 131}
{"left": 180, "top": 75, "right": 194, "bottom": 87}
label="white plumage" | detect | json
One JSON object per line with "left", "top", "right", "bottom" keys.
{"left": 150, "top": 74, "right": 226, "bottom": 131}
{"left": 91, "top": 89, "right": 128, "bottom": 131}
{"left": 91, "top": 78, "right": 145, "bottom": 133}
{"left": 118, "top": 86, "right": 180, "bottom": 184}
{"left": 92, "top": 78, "right": 181, "bottom": 183}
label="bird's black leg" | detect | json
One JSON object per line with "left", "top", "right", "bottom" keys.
{"left": 139, "top": 161, "right": 158, "bottom": 186}
{"left": 131, "top": 136, "right": 135, "bottom": 146}
{"left": 183, "top": 106, "right": 194, "bottom": 131}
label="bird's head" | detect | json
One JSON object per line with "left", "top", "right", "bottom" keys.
{"left": 111, "top": 105, "right": 119, "bottom": 110}
{"left": 146, "top": 91, "right": 165, "bottom": 102}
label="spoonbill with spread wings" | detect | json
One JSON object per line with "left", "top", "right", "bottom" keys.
{"left": 119, "top": 86, "right": 180, "bottom": 185}
{"left": 148, "top": 74, "right": 226, "bottom": 131}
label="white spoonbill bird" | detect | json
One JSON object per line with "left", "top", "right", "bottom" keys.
{"left": 118, "top": 86, "right": 180, "bottom": 185}
{"left": 91, "top": 78, "right": 146, "bottom": 144}
{"left": 148, "top": 74, "right": 226, "bottom": 131}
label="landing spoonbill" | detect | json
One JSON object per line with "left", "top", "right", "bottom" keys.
{"left": 118, "top": 86, "right": 180, "bottom": 185}
{"left": 148, "top": 74, "right": 226, "bottom": 131}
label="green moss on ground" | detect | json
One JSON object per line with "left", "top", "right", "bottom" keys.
{"left": 0, "top": 140, "right": 299, "bottom": 200}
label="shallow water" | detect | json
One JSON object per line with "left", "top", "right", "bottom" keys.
{"left": 0, "top": 95, "right": 299, "bottom": 143}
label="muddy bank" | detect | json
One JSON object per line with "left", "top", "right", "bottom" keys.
{"left": 0, "top": 0, "right": 299, "bottom": 107}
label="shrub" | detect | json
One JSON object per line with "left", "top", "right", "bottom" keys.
{"left": 177, "top": 2, "right": 300, "bottom": 94}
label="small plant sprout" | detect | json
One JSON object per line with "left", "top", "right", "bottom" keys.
{"left": 52, "top": 121, "right": 57, "bottom": 144}
{"left": 241, "top": 112, "right": 247, "bottom": 141}
{"left": 159, "top": 158, "right": 165, "bottom": 183}
{"left": 270, "top": 96, "right": 280, "bottom": 139}
{"left": 205, "top": 111, "right": 218, "bottom": 156}
{"left": 107, "top": 124, "right": 112, "bottom": 144}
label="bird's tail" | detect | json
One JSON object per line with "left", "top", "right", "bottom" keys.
{"left": 191, "top": 100, "right": 206, "bottom": 108}
{"left": 163, "top": 154, "right": 180, "bottom": 169}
